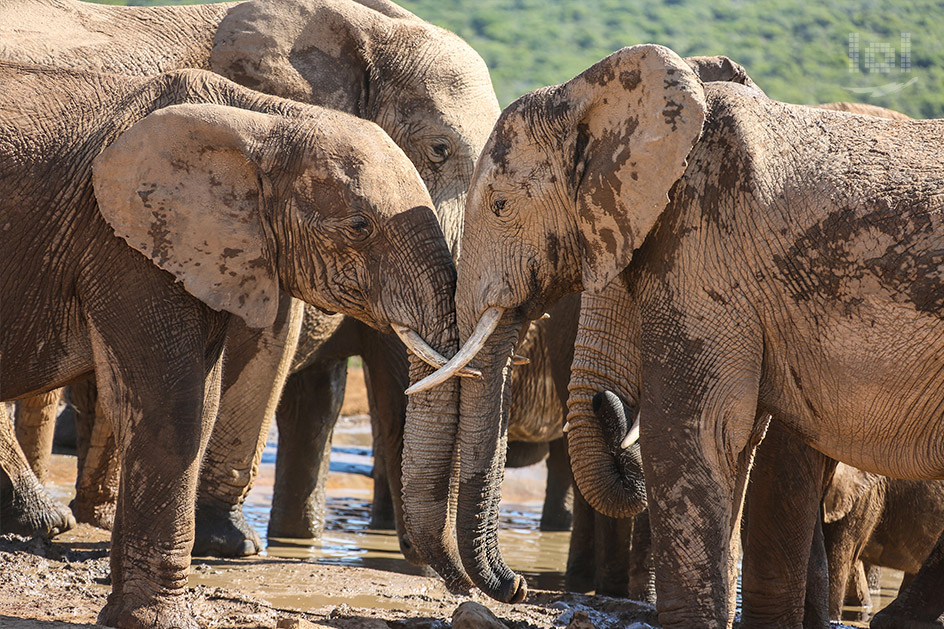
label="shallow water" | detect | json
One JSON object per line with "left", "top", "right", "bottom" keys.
{"left": 44, "top": 413, "right": 901, "bottom": 626}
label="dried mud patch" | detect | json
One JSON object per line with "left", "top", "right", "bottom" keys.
{"left": 0, "top": 525, "right": 658, "bottom": 629}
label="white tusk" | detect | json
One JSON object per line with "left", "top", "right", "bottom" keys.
{"left": 562, "top": 421, "right": 572, "bottom": 433}
{"left": 405, "top": 307, "right": 503, "bottom": 395}
{"left": 621, "top": 410, "right": 641, "bottom": 449}
{"left": 512, "top": 355, "right": 530, "bottom": 366}
{"left": 391, "top": 324, "right": 481, "bottom": 378}
{"left": 541, "top": 312, "right": 551, "bottom": 319}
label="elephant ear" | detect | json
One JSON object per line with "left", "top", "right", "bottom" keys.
{"left": 563, "top": 44, "right": 707, "bottom": 292}
{"left": 211, "top": 0, "right": 409, "bottom": 114}
{"left": 823, "top": 463, "right": 882, "bottom": 523}
{"left": 92, "top": 104, "right": 280, "bottom": 329}
{"left": 684, "top": 55, "right": 763, "bottom": 93}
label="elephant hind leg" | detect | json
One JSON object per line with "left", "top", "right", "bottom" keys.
{"left": 13, "top": 388, "right": 61, "bottom": 484}
{"left": 871, "top": 530, "right": 944, "bottom": 629}
{"left": 70, "top": 377, "right": 119, "bottom": 530}
{"left": 0, "top": 400, "right": 75, "bottom": 536}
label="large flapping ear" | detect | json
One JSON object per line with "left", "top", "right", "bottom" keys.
{"left": 822, "top": 463, "right": 882, "bottom": 523}
{"left": 562, "top": 44, "right": 707, "bottom": 292}
{"left": 211, "top": 0, "right": 404, "bottom": 114}
{"left": 92, "top": 104, "right": 280, "bottom": 329}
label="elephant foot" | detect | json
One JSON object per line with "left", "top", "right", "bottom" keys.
{"left": 0, "top": 474, "right": 75, "bottom": 537}
{"left": 193, "top": 502, "right": 260, "bottom": 558}
{"left": 98, "top": 591, "right": 198, "bottom": 629}
{"left": 871, "top": 607, "right": 944, "bottom": 629}
{"left": 70, "top": 495, "right": 115, "bottom": 530}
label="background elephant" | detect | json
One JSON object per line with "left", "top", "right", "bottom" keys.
{"left": 1, "top": 61, "right": 458, "bottom": 628}
{"left": 823, "top": 464, "right": 944, "bottom": 620}
{"left": 404, "top": 42, "right": 944, "bottom": 629}
{"left": 0, "top": 0, "right": 500, "bottom": 559}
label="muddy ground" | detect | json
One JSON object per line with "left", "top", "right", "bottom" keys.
{"left": 0, "top": 368, "right": 876, "bottom": 628}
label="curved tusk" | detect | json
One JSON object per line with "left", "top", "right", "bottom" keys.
{"left": 621, "top": 410, "right": 641, "bottom": 449}
{"left": 405, "top": 307, "right": 503, "bottom": 395}
{"left": 541, "top": 312, "right": 551, "bottom": 319}
{"left": 391, "top": 324, "right": 481, "bottom": 378}
{"left": 562, "top": 421, "right": 572, "bottom": 433}
{"left": 512, "top": 355, "right": 530, "bottom": 366}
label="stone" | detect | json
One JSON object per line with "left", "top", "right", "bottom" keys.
{"left": 451, "top": 601, "right": 508, "bottom": 629}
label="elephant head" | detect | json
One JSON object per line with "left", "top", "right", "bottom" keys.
{"left": 211, "top": 0, "right": 501, "bottom": 255}
{"left": 402, "top": 45, "right": 708, "bottom": 601}
{"left": 91, "top": 102, "right": 457, "bottom": 367}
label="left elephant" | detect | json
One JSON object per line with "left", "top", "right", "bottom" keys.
{"left": 0, "top": 61, "right": 459, "bottom": 629}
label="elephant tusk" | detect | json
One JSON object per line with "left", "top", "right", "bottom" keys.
{"left": 562, "top": 421, "right": 572, "bottom": 433}
{"left": 391, "top": 324, "right": 481, "bottom": 378}
{"left": 621, "top": 410, "right": 641, "bottom": 449}
{"left": 405, "top": 307, "right": 504, "bottom": 395}
{"left": 541, "top": 312, "right": 551, "bottom": 319}
{"left": 512, "top": 355, "right": 530, "bottom": 366}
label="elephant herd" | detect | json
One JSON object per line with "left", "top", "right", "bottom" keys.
{"left": 1, "top": 1, "right": 943, "bottom": 628}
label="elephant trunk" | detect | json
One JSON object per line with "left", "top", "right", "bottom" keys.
{"left": 566, "top": 285, "right": 648, "bottom": 519}
{"left": 454, "top": 313, "right": 528, "bottom": 603}
{"left": 395, "top": 214, "right": 472, "bottom": 594}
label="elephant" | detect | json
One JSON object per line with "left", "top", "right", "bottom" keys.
{"left": 0, "top": 61, "right": 459, "bottom": 628}
{"left": 823, "top": 463, "right": 944, "bottom": 620}
{"left": 402, "top": 42, "right": 944, "bottom": 629}
{"left": 0, "top": 0, "right": 500, "bottom": 559}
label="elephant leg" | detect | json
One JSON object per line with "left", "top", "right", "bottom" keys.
{"left": 89, "top": 304, "right": 226, "bottom": 629}
{"left": 13, "top": 388, "right": 61, "bottom": 484}
{"left": 359, "top": 326, "right": 427, "bottom": 564}
{"left": 195, "top": 297, "right": 303, "bottom": 557}
{"left": 565, "top": 483, "right": 597, "bottom": 593}
{"left": 369, "top": 421, "right": 395, "bottom": 530}
{"left": 866, "top": 564, "right": 882, "bottom": 596}
{"left": 843, "top": 560, "right": 873, "bottom": 615}
{"left": 741, "top": 421, "right": 832, "bottom": 628}
{"left": 70, "top": 377, "right": 120, "bottom": 530}
{"left": 0, "top": 400, "right": 75, "bottom": 536}
{"left": 267, "top": 357, "right": 346, "bottom": 539}
{"left": 540, "top": 437, "right": 574, "bottom": 532}
{"left": 871, "top": 529, "right": 944, "bottom": 629}
{"left": 805, "top": 513, "right": 831, "bottom": 628}
{"left": 642, "top": 337, "right": 766, "bottom": 629}
{"left": 593, "top": 507, "right": 633, "bottom": 597}
{"left": 628, "top": 510, "right": 656, "bottom": 605}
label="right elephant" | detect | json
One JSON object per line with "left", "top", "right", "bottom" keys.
{"left": 402, "top": 43, "right": 944, "bottom": 629}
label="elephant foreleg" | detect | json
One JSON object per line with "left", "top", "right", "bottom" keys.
{"left": 0, "top": 399, "right": 75, "bottom": 536}
{"left": 267, "top": 357, "right": 346, "bottom": 539}
{"left": 540, "top": 436, "right": 574, "bottom": 531}
{"left": 741, "top": 420, "right": 832, "bottom": 628}
{"left": 70, "top": 377, "right": 120, "bottom": 530}
{"left": 628, "top": 510, "right": 656, "bottom": 604}
{"left": 13, "top": 388, "right": 61, "bottom": 484}
{"left": 194, "top": 296, "right": 304, "bottom": 557}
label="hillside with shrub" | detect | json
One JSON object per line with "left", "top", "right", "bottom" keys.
{"left": 87, "top": 0, "right": 943, "bottom": 117}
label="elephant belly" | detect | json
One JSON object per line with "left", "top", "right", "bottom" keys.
{"left": 761, "top": 298, "right": 944, "bottom": 481}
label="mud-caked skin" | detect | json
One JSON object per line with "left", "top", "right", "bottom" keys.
{"left": 0, "top": 0, "right": 500, "bottom": 561}
{"left": 0, "top": 62, "right": 457, "bottom": 629}
{"left": 401, "top": 43, "right": 944, "bottom": 628}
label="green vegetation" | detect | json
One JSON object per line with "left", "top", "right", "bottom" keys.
{"left": 85, "top": 0, "right": 944, "bottom": 117}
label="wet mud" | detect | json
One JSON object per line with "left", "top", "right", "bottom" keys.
{"left": 0, "top": 371, "right": 896, "bottom": 627}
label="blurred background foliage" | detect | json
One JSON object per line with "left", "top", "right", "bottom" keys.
{"left": 85, "top": 0, "right": 943, "bottom": 117}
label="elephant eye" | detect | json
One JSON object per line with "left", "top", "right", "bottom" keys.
{"left": 491, "top": 198, "right": 507, "bottom": 217}
{"left": 344, "top": 214, "right": 373, "bottom": 242}
{"left": 426, "top": 141, "right": 451, "bottom": 164}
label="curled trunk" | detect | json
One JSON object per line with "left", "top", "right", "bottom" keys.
{"left": 566, "top": 281, "right": 647, "bottom": 519}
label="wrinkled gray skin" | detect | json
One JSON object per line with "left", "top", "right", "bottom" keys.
{"left": 0, "top": 62, "right": 457, "bottom": 629}
{"left": 0, "top": 0, "right": 499, "bottom": 559}
{"left": 408, "top": 43, "right": 944, "bottom": 629}
{"left": 823, "top": 464, "right": 944, "bottom": 623}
